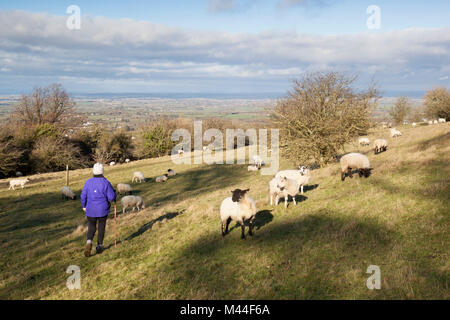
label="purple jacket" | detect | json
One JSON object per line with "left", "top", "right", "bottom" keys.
{"left": 80, "top": 176, "right": 116, "bottom": 218}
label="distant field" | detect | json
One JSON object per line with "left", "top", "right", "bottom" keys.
{"left": 0, "top": 122, "right": 448, "bottom": 299}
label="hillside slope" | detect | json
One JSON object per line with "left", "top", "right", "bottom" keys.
{"left": 0, "top": 123, "right": 448, "bottom": 299}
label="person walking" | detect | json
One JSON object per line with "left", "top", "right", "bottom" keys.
{"left": 81, "top": 163, "right": 116, "bottom": 257}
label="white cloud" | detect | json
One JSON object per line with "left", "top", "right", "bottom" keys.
{"left": 0, "top": 10, "right": 449, "bottom": 93}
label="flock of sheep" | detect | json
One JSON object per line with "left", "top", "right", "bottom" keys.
{"left": 6, "top": 119, "right": 447, "bottom": 240}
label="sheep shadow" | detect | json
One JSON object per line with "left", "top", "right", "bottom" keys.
{"left": 276, "top": 194, "right": 308, "bottom": 206}
{"left": 303, "top": 184, "right": 319, "bottom": 192}
{"left": 228, "top": 209, "right": 274, "bottom": 233}
{"left": 125, "top": 210, "right": 184, "bottom": 241}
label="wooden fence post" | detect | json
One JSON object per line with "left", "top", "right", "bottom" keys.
{"left": 66, "top": 165, "right": 69, "bottom": 186}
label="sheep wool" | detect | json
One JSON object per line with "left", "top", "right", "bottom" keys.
{"left": 8, "top": 178, "right": 30, "bottom": 190}
{"left": 116, "top": 183, "right": 132, "bottom": 195}
{"left": 438, "top": 118, "right": 446, "bottom": 123}
{"left": 276, "top": 176, "right": 301, "bottom": 208}
{"left": 373, "top": 139, "right": 388, "bottom": 154}
{"left": 155, "top": 174, "right": 168, "bottom": 182}
{"left": 167, "top": 169, "right": 176, "bottom": 176}
{"left": 132, "top": 171, "right": 145, "bottom": 183}
{"left": 358, "top": 137, "right": 370, "bottom": 146}
{"left": 275, "top": 167, "right": 311, "bottom": 194}
{"left": 121, "top": 195, "right": 145, "bottom": 214}
{"left": 61, "top": 186, "right": 76, "bottom": 200}
{"left": 220, "top": 189, "right": 257, "bottom": 239}
{"left": 390, "top": 128, "right": 402, "bottom": 138}
{"left": 340, "top": 153, "right": 373, "bottom": 181}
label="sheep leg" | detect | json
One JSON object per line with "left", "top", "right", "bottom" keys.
{"left": 293, "top": 196, "right": 297, "bottom": 206}
{"left": 275, "top": 195, "right": 279, "bottom": 205}
{"left": 348, "top": 168, "right": 353, "bottom": 178}
{"left": 223, "top": 217, "right": 231, "bottom": 236}
{"left": 341, "top": 171, "right": 345, "bottom": 181}
{"left": 285, "top": 196, "right": 288, "bottom": 209}
{"left": 301, "top": 185, "right": 304, "bottom": 194}
{"left": 248, "top": 217, "right": 254, "bottom": 236}
{"left": 270, "top": 194, "right": 273, "bottom": 206}
{"left": 358, "top": 170, "right": 363, "bottom": 177}
{"left": 240, "top": 220, "right": 246, "bottom": 239}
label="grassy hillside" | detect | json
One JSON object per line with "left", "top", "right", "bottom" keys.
{"left": 0, "top": 123, "right": 448, "bottom": 299}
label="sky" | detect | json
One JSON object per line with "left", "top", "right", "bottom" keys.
{"left": 0, "top": 0, "right": 449, "bottom": 97}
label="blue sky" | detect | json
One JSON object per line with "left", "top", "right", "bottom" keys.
{"left": 0, "top": 0, "right": 449, "bottom": 96}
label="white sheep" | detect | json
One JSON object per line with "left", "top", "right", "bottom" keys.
{"left": 61, "top": 186, "right": 76, "bottom": 200}
{"left": 340, "top": 153, "right": 373, "bottom": 181}
{"left": 433, "top": 120, "right": 438, "bottom": 124}
{"left": 275, "top": 166, "right": 310, "bottom": 194}
{"left": 8, "top": 178, "right": 30, "bottom": 190}
{"left": 438, "top": 118, "right": 446, "bottom": 123}
{"left": 247, "top": 165, "right": 259, "bottom": 171}
{"left": 252, "top": 154, "right": 264, "bottom": 168}
{"left": 390, "top": 128, "right": 402, "bottom": 138}
{"left": 220, "top": 189, "right": 257, "bottom": 239}
{"left": 428, "top": 120, "right": 433, "bottom": 125}
{"left": 269, "top": 177, "right": 281, "bottom": 206}
{"left": 121, "top": 195, "right": 145, "bottom": 214}
{"left": 155, "top": 174, "right": 168, "bottom": 183}
{"left": 358, "top": 137, "right": 370, "bottom": 146}
{"left": 132, "top": 171, "right": 145, "bottom": 183}
{"left": 412, "top": 122, "right": 416, "bottom": 127}
{"left": 167, "top": 169, "right": 176, "bottom": 176}
{"left": 276, "top": 176, "right": 301, "bottom": 208}
{"left": 125, "top": 158, "right": 130, "bottom": 163}
{"left": 116, "top": 183, "right": 132, "bottom": 195}
{"left": 373, "top": 139, "right": 388, "bottom": 154}
{"left": 109, "top": 161, "right": 116, "bottom": 166}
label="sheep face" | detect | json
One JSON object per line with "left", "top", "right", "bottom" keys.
{"left": 360, "top": 168, "right": 373, "bottom": 178}
{"left": 231, "top": 188, "right": 249, "bottom": 202}
{"left": 276, "top": 176, "right": 288, "bottom": 191}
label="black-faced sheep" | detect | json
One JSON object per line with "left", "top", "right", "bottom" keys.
{"left": 340, "top": 153, "right": 373, "bottom": 181}
{"left": 220, "top": 188, "right": 257, "bottom": 239}
{"left": 373, "top": 139, "right": 388, "bottom": 154}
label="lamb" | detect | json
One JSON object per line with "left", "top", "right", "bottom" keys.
{"left": 438, "top": 118, "right": 446, "bottom": 123}
{"left": 373, "top": 139, "right": 388, "bottom": 154}
{"left": 116, "top": 183, "right": 132, "bottom": 195}
{"left": 109, "top": 161, "right": 116, "bottom": 166}
{"left": 275, "top": 166, "right": 311, "bottom": 194}
{"left": 275, "top": 176, "right": 301, "bottom": 208}
{"left": 252, "top": 155, "right": 264, "bottom": 168}
{"left": 8, "top": 178, "right": 30, "bottom": 190}
{"left": 358, "top": 137, "right": 370, "bottom": 146}
{"left": 390, "top": 128, "right": 402, "bottom": 138}
{"left": 155, "top": 174, "right": 168, "bottom": 183}
{"left": 248, "top": 165, "right": 259, "bottom": 171}
{"left": 125, "top": 158, "right": 130, "bottom": 163}
{"left": 121, "top": 195, "right": 145, "bottom": 214}
{"left": 340, "top": 153, "right": 373, "bottom": 181}
{"left": 220, "top": 188, "right": 257, "bottom": 239}
{"left": 132, "top": 171, "right": 145, "bottom": 183}
{"left": 61, "top": 186, "right": 76, "bottom": 200}
{"left": 167, "top": 169, "right": 176, "bottom": 176}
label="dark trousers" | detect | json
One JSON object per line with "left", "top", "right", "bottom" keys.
{"left": 87, "top": 215, "right": 108, "bottom": 245}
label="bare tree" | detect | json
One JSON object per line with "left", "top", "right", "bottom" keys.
{"left": 13, "top": 84, "right": 75, "bottom": 126}
{"left": 389, "top": 96, "right": 411, "bottom": 125}
{"left": 271, "top": 72, "right": 378, "bottom": 166}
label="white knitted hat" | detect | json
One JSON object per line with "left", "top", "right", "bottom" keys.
{"left": 93, "top": 163, "right": 104, "bottom": 175}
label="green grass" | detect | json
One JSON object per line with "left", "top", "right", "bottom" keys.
{"left": 0, "top": 124, "right": 448, "bottom": 299}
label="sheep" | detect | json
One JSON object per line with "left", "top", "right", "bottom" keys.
{"left": 116, "top": 183, "right": 132, "bottom": 195}
{"left": 433, "top": 120, "right": 438, "bottom": 124}
{"left": 8, "top": 178, "right": 30, "bottom": 190}
{"left": 132, "top": 171, "right": 145, "bottom": 183}
{"left": 155, "top": 174, "right": 168, "bottom": 183}
{"left": 428, "top": 120, "right": 433, "bottom": 125}
{"left": 438, "top": 118, "right": 446, "bottom": 123}
{"left": 412, "top": 122, "right": 416, "bottom": 127}
{"left": 373, "top": 139, "right": 388, "bottom": 154}
{"left": 390, "top": 128, "right": 402, "bottom": 138}
{"left": 269, "top": 177, "right": 281, "bottom": 206}
{"left": 276, "top": 176, "right": 301, "bottom": 208}
{"left": 252, "top": 155, "right": 264, "bottom": 168}
{"left": 220, "top": 188, "right": 257, "bottom": 239}
{"left": 167, "top": 169, "right": 176, "bottom": 176}
{"left": 125, "top": 158, "right": 130, "bottom": 163}
{"left": 121, "top": 195, "right": 145, "bottom": 214}
{"left": 275, "top": 166, "right": 311, "bottom": 194}
{"left": 109, "top": 161, "right": 116, "bottom": 166}
{"left": 247, "top": 165, "right": 259, "bottom": 171}
{"left": 358, "top": 137, "right": 370, "bottom": 146}
{"left": 15, "top": 171, "right": 23, "bottom": 177}
{"left": 340, "top": 153, "right": 373, "bottom": 181}
{"left": 61, "top": 186, "right": 76, "bottom": 200}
